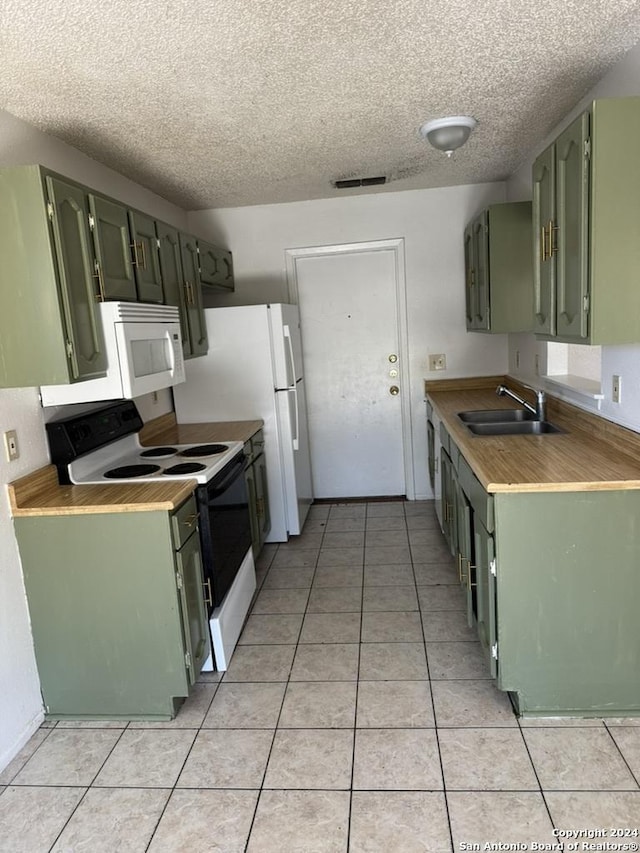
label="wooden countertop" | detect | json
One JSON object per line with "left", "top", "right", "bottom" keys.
{"left": 8, "top": 415, "right": 264, "bottom": 517}
{"left": 139, "top": 414, "right": 263, "bottom": 446}
{"left": 426, "top": 376, "right": 640, "bottom": 493}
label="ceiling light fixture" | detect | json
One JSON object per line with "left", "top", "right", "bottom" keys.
{"left": 419, "top": 115, "right": 477, "bottom": 157}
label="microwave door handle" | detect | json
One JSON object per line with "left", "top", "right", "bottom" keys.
{"left": 284, "top": 325, "right": 296, "bottom": 387}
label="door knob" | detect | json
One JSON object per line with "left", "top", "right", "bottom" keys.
{"left": 389, "top": 385, "right": 399, "bottom": 396}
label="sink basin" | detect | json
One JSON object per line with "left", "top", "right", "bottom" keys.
{"left": 465, "top": 421, "right": 564, "bottom": 436}
{"left": 458, "top": 409, "right": 536, "bottom": 424}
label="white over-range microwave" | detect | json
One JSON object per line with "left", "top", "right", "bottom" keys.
{"left": 40, "top": 302, "right": 186, "bottom": 407}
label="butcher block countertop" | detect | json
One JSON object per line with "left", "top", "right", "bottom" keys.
{"left": 426, "top": 376, "right": 640, "bottom": 494}
{"left": 8, "top": 415, "right": 263, "bottom": 517}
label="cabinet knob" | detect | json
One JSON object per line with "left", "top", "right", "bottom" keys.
{"left": 389, "top": 385, "right": 399, "bottom": 396}
{"left": 183, "top": 513, "right": 199, "bottom": 528}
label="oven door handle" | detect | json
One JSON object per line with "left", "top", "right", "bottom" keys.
{"left": 204, "top": 455, "right": 247, "bottom": 500}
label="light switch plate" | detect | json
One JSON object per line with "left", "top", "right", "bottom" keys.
{"left": 612, "top": 375, "right": 621, "bottom": 404}
{"left": 429, "top": 353, "right": 446, "bottom": 371}
{"left": 4, "top": 429, "right": 19, "bottom": 461}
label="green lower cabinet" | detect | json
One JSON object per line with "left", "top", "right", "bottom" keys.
{"left": 244, "top": 432, "right": 271, "bottom": 559}
{"left": 14, "top": 500, "right": 208, "bottom": 720}
{"left": 474, "top": 515, "right": 497, "bottom": 679}
{"left": 493, "top": 490, "right": 640, "bottom": 716}
{"left": 453, "top": 471, "right": 475, "bottom": 627}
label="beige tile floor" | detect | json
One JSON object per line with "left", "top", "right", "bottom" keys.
{"left": 1, "top": 500, "right": 640, "bottom": 852}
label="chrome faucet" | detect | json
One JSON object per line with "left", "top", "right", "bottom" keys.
{"left": 496, "top": 383, "right": 546, "bottom": 421}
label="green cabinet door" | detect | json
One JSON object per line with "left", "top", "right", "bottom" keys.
{"left": 463, "top": 223, "right": 475, "bottom": 330}
{"left": 89, "top": 195, "right": 137, "bottom": 301}
{"left": 427, "top": 420, "right": 435, "bottom": 491}
{"left": 245, "top": 461, "right": 260, "bottom": 558}
{"left": 175, "top": 531, "right": 209, "bottom": 685}
{"left": 46, "top": 176, "right": 108, "bottom": 381}
{"left": 453, "top": 470, "right": 475, "bottom": 626}
{"left": 179, "top": 233, "right": 209, "bottom": 358}
{"left": 532, "top": 144, "right": 556, "bottom": 336}
{"left": 464, "top": 203, "right": 532, "bottom": 334}
{"left": 199, "top": 240, "right": 234, "bottom": 290}
{"left": 157, "top": 222, "right": 191, "bottom": 357}
{"left": 128, "top": 210, "right": 164, "bottom": 303}
{"left": 472, "top": 213, "right": 490, "bottom": 331}
{"left": 440, "top": 449, "right": 456, "bottom": 556}
{"left": 255, "top": 451, "right": 271, "bottom": 549}
{"left": 555, "top": 111, "right": 590, "bottom": 341}
{"left": 474, "top": 515, "right": 497, "bottom": 678}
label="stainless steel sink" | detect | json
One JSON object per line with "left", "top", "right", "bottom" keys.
{"left": 458, "top": 409, "right": 536, "bottom": 424}
{"left": 465, "top": 420, "right": 564, "bottom": 436}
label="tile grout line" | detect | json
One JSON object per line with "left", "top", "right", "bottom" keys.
{"left": 411, "top": 507, "right": 455, "bottom": 853}
{"left": 243, "top": 513, "right": 327, "bottom": 850}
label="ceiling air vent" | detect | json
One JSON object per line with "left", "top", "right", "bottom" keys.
{"left": 333, "top": 176, "right": 387, "bottom": 189}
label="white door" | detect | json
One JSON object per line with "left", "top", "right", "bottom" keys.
{"left": 287, "top": 241, "right": 409, "bottom": 499}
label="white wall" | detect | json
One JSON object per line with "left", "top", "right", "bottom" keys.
{"left": 0, "top": 109, "right": 185, "bottom": 772}
{"left": 188, "top": 182, "right": 510, "bottom": 500}
{"left": 506, "top": 43, "right": 640, "bottom": 430}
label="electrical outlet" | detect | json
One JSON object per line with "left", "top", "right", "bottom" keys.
{"left": 4, "top": 429, "right": 19, "bottom": 462}
{"left": 428, "top": 353, "right": 446, "bottom": 371}
{"left": 612, "top": 375, "right": 622, "bottom": 404}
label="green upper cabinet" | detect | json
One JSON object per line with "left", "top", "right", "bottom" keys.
{"left": 532, "top": 144, "right": 555, "bottom": 336}
{"left": 88, "top": 195, "right": 137, "bottom": 301}
{"left": 463, "top": 202, "right": 533, "bottom": 334}
{"left": 198, "top": 240, "right": 234, "bottom": 291}
{"left": 532, "top": 97, "right": 640, "bottom": 344}
{"left": 180, "top": 233, "right": 209, "bottom": 358}
{"left": 157, "top": 223, "right": 208, "bottom": 359}
{"left": 157, "top": 221, "right": 191, "bottom": 353}
{"left": 128, "top": 210, "right": 164, "bottom": 303}
{"left": 0, "top": 166, "right": 107, "bottom": 387}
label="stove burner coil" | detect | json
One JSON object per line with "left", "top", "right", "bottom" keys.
{"left": 104, "top": 464, "right": 161, "bottom": 479}
{"left": 163, "top": 462, "right": 207, "bottom": 475}
{"left": 139, "top": 447, "right": 178, "bottom": 458}
{"left": 180, "top": 444, "right": 228, "bottom": 457}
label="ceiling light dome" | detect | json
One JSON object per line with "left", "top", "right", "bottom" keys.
{"left": 419, "top": 115, "right": 477, "bottom": 157}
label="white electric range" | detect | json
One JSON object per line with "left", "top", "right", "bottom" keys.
{"left": 46, "top": 400, "right": 256, "bottom": 672}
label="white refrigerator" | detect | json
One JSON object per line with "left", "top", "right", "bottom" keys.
{"left": 173, "top": 303, "right": 313, "bottom": 541}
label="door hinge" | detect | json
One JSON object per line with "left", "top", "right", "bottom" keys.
{"left": 491, "top": 642, "right": 498, "bottom": 660}
{"left": 176, "top": 571, "right": 183, "bottom": 590}
{"left": 583, "top": 294, "right": 590, "bottom": 313}
{"left": 65, "top": 340, "right": 74, "bottom": 359}
{"left": 184, "top": 651, "right": 192, "bottom": 669}
{"left": 88, "top": 214, "right": 95, "bottom": 231}
{"left": 584, "top": 138, "right": 591, "bottom": 159}
{"left": 490, "top": 558, "right": 496, "bottom": 577}
{"left": 46, "top": 202, "right": 54, "bottom": 220}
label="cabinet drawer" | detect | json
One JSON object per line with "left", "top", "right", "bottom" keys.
{"left": 171, "top": 495, "right": 199, "bottom": 550}
{"left": 458, "top": 455, "right": 494, "bottom": 533}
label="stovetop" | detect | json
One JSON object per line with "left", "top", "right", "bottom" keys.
{"left": 68, "top": 434, "right": 244, "bottom": 485}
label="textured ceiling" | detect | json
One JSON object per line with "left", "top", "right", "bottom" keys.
{"left": 1, "top": 1, "right": 640, "bottom": 209}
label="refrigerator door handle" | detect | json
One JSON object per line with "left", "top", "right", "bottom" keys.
{"left": 292, "top": 386, "right": 300, "bottom": 450}
{"left": 284, "top": 325, "right": 296, "bottom": 388}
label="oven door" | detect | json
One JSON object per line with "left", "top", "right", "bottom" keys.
{"left": 196, "top": 453, "right": 253, "bottom": 612}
